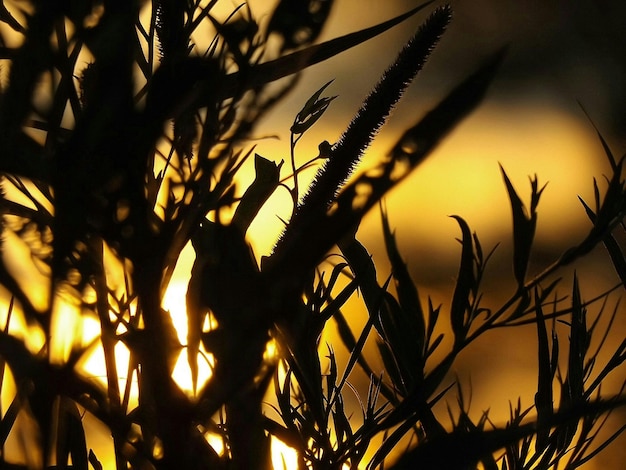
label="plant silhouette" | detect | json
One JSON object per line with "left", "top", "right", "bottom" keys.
{"left": 0, "top": 1, "right": 623, "bottom": 469}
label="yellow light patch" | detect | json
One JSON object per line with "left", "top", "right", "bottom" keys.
{"left": 271, "top": 436, "right": 298, "bottom": 470}
{"left": 264, "top": 337, "right": 279, "bottom": 362}
{"left": 205, "top": 431, "right": 226, "bottom": 456}
{"left": 77, "top": 339, "right": 138, "bottom": 410}
{"left": 171, "top": 348, "right": 214, "bottom": 397}
{"left": 49, "top": 285, "right": 82, "bottom": 364}
{"left": 1, "top": 229, "right": 49, "bottom": 313}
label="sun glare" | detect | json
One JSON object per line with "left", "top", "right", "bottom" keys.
{"left": 375, "top": 101, "right": 603, "bottom": 246}
{"left": 171, "top": 348, "right": 214, "bottom": 396}
{"left": 78, "top": 338, "right": 136, "bottom": 398}
{"left": 271, "top": 436, "right": 298, "bottom": 470}
{"left": 205, "top": 432, "right": 226, "bottom": 456}
{"left": 162, "top": 249, "right": 218, "bottom": 395}
{"left": 1, "top": 228, "right": 49, "bottom": 312}
{"left": 49, "top": 284, "right": 82, "bottom": 364}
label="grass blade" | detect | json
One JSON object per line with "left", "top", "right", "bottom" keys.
{"left": 381, "top": 205, "right": 426, "bottom": 361}
{"left": 56, "top": 398, "right": 88, "bottom": 470}
{"left": 449, "top": 215, "right": 474, "bottom": 346}
{"left": 533, "top": 288, "right": 553, "bottom": 451}
{"left": 500, "top": 167, "right": 545, "bottom": 287}
{"left": 221, "top": 2, "right": 437, "bottom": 99}
{"left": 579, "top": 196, "right": 626, "bottom": 289}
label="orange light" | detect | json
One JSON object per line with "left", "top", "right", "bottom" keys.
{"left": 49, "top": 284, "right": 82, "bottom": 364}
{"left": 271, "top": 436, "right": 298, "bottom": 470}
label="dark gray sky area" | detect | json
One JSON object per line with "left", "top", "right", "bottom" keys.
{"left": 438, "top": 0, "right": 625, "bottom": 135}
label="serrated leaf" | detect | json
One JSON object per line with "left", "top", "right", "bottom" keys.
{"left": 290, "top": 97, "right": 336, "bottom": 135}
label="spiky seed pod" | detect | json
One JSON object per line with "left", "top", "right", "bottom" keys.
{"left": 300, "top": 5, "right": 452, "bottom": 216}
{"left": 267, "top": 5, "right": 451, "bottom": 276}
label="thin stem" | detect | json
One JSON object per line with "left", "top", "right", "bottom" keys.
{"left": 290, "top": 131, "right": 299, "bottom": 216}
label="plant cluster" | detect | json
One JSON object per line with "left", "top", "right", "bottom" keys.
{"left": 0, "top": 1, "right": 623, "bottom": 469}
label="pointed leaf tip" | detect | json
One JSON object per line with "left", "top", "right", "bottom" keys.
{"left": 449, "top": 215, "right": 474, "bottom": 344}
